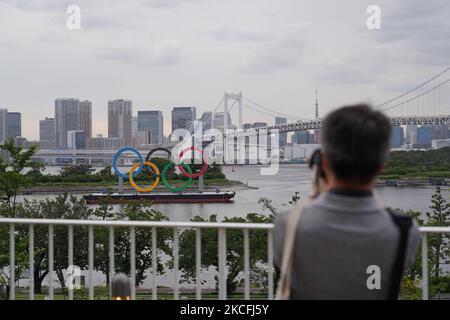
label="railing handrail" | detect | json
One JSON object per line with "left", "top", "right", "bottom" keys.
{"left": 1, "top": 217, "right": 449, "bottom": 301}
{"left": 1, "top": 217, "right": 449, "bottom": 233}
{"left": 0, "top": 217, "right": 273, "bottom": 230}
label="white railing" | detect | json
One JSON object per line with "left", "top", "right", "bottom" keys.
{"left": 0, "top": 218, "right": 449, "bottom": 300}
{"left": 0, "top": 218, "right": 273, "bottom": 301}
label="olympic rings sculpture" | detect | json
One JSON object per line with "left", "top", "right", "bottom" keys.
{"left": 112, "top": 146, "right": 209, "bottom": 193}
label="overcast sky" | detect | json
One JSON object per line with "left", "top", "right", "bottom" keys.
{"left": 0, "top": 0, "right": 448, "bottom": 140}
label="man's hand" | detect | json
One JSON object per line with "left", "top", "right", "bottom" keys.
{"left": 310, "top": 165, "right": 328, "bottom": 197}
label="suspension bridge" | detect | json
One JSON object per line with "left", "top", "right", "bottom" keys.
{"left": 209, "top": 67, "right": 450, "bottom": 135}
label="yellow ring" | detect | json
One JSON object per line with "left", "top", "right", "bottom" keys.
{"left": 129, "top": 161, "right": 160, "bottom": 192}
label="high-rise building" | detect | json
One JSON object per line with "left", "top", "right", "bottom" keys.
{"left": 138, "top": 110, "right": 163, "bottom": 144}
{"left": 132, "top": 116, "right": 138, "bottom": 139}
{"left": 171, "top": 107, "right": 196, "bottom": 133}
{"left": 67, "top": 130, "right": 86, "bottom": 149}
{"left": 39, "top": 117, "right": 56, "bottom": 149}
{"left": 416, "top": 126, "right": 433, "bottom": 148}
{"left": 275, "top": 117, "right": 287, "bottom": 147}
{"left": 252, "top": 122, "right": 267, "bottom": 129}
{"left": 405, "top": 125, "right": 417, "bottom": 145}
{"left": 0, "top": 108, "right": 8, "bottom": 143}
{"left": 78, "top": 100, "right": 92, "bottom": 139}
{"left": 86, "top": 137, "right": 124, "bottom": 150}
{"left": 292, "top": 130, "right": 312, "bottom": 145}
{"left": 7, "top": 112, "right": 21, "bottom": 139}
{"left": 432, "top": 125, "right": 448, "bottom": 140}
{"left": 135, "top": 130, "right": 152, "bottom": 146}
{"left": 391, "top": 126, "right": 404, "bottom": 148}
{"left": 200, "top": 112, "right": 213, "bottom": 132}
{"left": 108, "top": 99, "right": 132, "bottom": 146}
{"left": 213, "top": 112, "right": 232, "bottom": 132}
{"left": 55, "top": 98, "right": 92, "bottom": 148}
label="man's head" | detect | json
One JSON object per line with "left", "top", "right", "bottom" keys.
{"left": 320, "top": 104, "right": 391, "bottom": 186}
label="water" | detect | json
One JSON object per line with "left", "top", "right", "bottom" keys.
{"left": 26, "top": 165, "right": 447, "bottom": 220}
{"left": 29, "top": 165, "right": 448, "bottom": 290}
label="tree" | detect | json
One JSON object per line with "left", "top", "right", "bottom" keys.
{"left": 0, "top": 139, "right": 41, "bottom": 217}
{"left": 91, "top": 200, "right": 172, "bottom": 286}
{"left": 15, "top": 195, "right": 91, "bottom": 294}
{"left": 59, "top": 164, "right": 94, "bottom": 177}
{"left": 179, "top": 213, "right": 274, "bottom": 294}
{"left": 400, "top": 187, "right": 450, "bottom": 299}
{"left": 425, "top": 186, "right": 450, "bottom": 278}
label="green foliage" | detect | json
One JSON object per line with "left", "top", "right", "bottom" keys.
{"left": 0, "top": 139, "right": 40, "bottom": 217}
{"left": 92, "top": 201, "right": 172, "bottom": 286}
{"left": 400, "top": 186, "right": 450, "bottom": 299}
{"left": 382, "top": 147, "right": 450, "bottom": 178}
{"left": 59, "top": 164, "right": 95, "bottom": 177}
{"left": 178, "top": 193, "right": 280, "bottom": 295}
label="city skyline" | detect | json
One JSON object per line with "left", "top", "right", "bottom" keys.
{"left": 0, "top": 0, "right": 449, "bottom": 140}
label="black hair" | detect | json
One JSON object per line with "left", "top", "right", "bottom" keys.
{"left": 321, "top": 104, "right": 391, "bottom": 183}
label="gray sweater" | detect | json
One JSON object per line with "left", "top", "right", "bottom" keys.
{"left": 274, "top": 191, "right": 420, "bottom": 300}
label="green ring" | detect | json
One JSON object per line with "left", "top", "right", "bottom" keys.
{"left": 161, "top": 162, "right": 193, "bottom": 192}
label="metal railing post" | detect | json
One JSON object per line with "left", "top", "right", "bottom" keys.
{"left": 130, "top": 227, "right": 136, "bottom": 300}
{"left": 196, "top": 228, "right": 202, "bottom": 300}
{"left": 88, "top": 225, "right": 94, "bottom": 300}
{"left": 422, "top": 234, "right": 429, "bottom": 300}
{"left": 267, "top": 229, "right": 274, "bottom": 300}
{"left": 9, "top": 224, "right": 15, "bottom": 300}
{"left": 218, "top": 228, "right": 227, "bottom": 300}
{"left": 173, "top": 227, "right": 179, "bottom": 300}
{"left": 152, "top": 227, "right": 157, "bottom": 300}
{"left": 68, "top": 225, "right": 73, "bottom": 300}
{"left": 48, "top": 224, "right": 54, "bottom": 300}
{"left": 29, "top": 225, "right": 34, "bottom": 300}
{"left": 243, "top": 229, "right": 250, "bottom": 300}
{"left": 109, "top": 226, "right": 115, "bottom": 299}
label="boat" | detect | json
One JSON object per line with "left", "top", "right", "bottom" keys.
{"left": 83, "top": 191, "right": 236, "bottom": 204}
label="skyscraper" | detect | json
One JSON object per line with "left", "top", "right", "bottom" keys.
{"left": 39, "top": 117, "right": 56, "bottom": 149}
{"left": 391, "top": 126, "right": 404, "bottom": 148}
{"left": 132, "top": 116, "right": 138, "bottom": 139}
{"left": 416, "top": 126, "right": 433, "bottom": 148}
{"left": 138, "top": 110, "right": 163, "bottom": 145}
{"left": 79, "top": 100, "right": 92, "bottom": 139}
{"left": 55, "top": 98, "right": 92, "bottom": 148}
{"left": 0, "top": 108, "right": 7, "bottom": 143}
{"left": 405, "top": 125, "right": 417, "bottom": 145}
{"left": 171, "top": 107, "right": 196, "bottom": 133}
{"left": 6, "top": 112, "right": 21, "bottom": 139}
{"left": 67, "top": 130, "right": 86, "bottom": 149}
{"left": 200, "top": 112, "right": 213, "bottom": 132}
{"left": 108, "top": 99, "right": 132, "bottom": 146}
{"left": 275, "top": 116, "right": 287, "bottom": 147}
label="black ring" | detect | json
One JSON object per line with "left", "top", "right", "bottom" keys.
{"left": 145, "top": 147, "right": 172, "bottom": 177}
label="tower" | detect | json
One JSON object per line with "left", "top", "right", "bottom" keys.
{"left": 315, "top": 90, "right": 319, "bottom": 119}
{"left": 223, "top": 92, "right": 243, "bottom": 131}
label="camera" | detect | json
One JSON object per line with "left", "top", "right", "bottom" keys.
{"left": 309, "top": 149, "right": 326, "bottom": 179}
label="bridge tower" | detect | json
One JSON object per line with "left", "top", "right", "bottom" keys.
{"left": 224, "top": 92, "right": 243, "bottom": 130}
{"left": 315, "top": 89, "right": 319, "bottom": 119}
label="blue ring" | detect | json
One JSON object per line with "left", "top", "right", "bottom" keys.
{"left": 112, "top": 147, "right": 144, "bottom": 179}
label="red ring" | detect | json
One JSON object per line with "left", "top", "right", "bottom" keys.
{"left": 177, "top": 147, "right": 209, "bottom": 178}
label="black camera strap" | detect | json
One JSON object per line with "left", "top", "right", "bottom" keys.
{"left": 386, "top": 208, "right": 413, "bottom": 300}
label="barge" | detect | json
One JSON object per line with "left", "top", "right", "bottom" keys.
{"left": 83, "top": 191, "right": 236, "bottom": 204}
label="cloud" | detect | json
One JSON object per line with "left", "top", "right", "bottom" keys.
{"left": 209, "top": 25, "right": 270, "bottom": 43}
{"left": 235, "top": 22, "right": 309, "bottom": 74}
{"left": 93, "top": 38, "right": 181, "bottom": 67}
{"left": 372, "top": 0, "right": 450, "bottom": 64}
{"left": 140, "top": 0, "right": 203, "bottom": 9}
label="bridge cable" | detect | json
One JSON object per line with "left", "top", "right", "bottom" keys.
{"left": 375, "top": 67, "right": 450, "bottom": 109}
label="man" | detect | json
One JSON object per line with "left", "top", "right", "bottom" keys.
{"left": 274, "top": 104, "right": 420, "bottom": 299}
